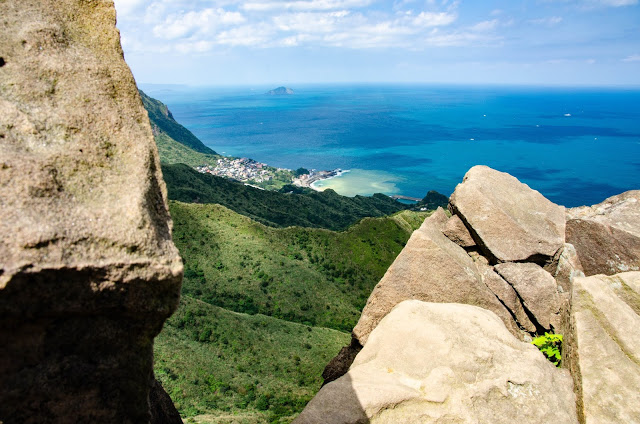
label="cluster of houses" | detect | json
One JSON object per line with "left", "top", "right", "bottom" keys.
{"left": 195, "top": 157, "right": 279, "bottom": 183}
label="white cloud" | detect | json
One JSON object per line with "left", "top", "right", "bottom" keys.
{"left": 591, "top": 0, "right": 637, "bottom": 6}
{"left": 216, "top": 24, "right": 275, "bottom": 46}
{"left": 529, "top": 16, "right": 563, "bottom": 25}
{"left": 116, "top": 0, "right": 502, "bottom": 53}
{"left": 243, "top": 0, "right": 373, "bottom": 12}
{"left": 470, "top": 19, "right": 498, "bottom": 32}
{"left": 273, "top": 11, "right": 352, "bottom": 33}
{"left": 622, "top": 54, "right": 640, "bottom": 62}
{"left": 153, "top": 8, "right": 245, "bottom": 40}
{"left": 412, "top": 11, "right": 457, "bottom": 27}
{"left": 113, "top": 0, "right": 146, "bottom": 16}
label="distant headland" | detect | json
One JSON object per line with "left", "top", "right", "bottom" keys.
{"left": 267, "top": 86, "right": 294, "bottom": 95}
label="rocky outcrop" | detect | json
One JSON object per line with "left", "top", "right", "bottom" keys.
{"left": 449, "top": 165, "right": 565, "bottom": 263}
{"left": 296, "top": 300, "right": 578, "bottom": 424}
{"left": 352, "top": 208, "right": 520, "bottom": 345}
{"left": 0, "top": 1, "right": 182, "bottom": 423}
{"left": 311, "top": 166, "right": 639, "bottom": 423}
{"left": 566, "top": 191, "right": 640, "bottom": 276}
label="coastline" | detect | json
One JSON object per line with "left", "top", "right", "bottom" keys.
{"left": 309, "top": 170, "right": 350, "bottom": 192}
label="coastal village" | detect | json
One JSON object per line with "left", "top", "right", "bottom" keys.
{"left": 196, "top": 157, "right": 278, "bottom": 184}
{"left": 195, "top": 156, "right": 343, "bottom": 189}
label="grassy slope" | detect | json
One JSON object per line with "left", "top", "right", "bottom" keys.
{"left": 163, "top": 163, "right": 409, "bottom": 231}
{"left": 159, "top": 202, "right": 427, "bottom": 423}
{"left": 172, "top": 201, "right": 428, "bottom": 332}
{"left": 155, "top": 132, "right": 220, "bottom": 167}
{"left": 155, "top": 296, "right": 349, "bottom": 424}
{"left": 141, "top": 90, "right": 217, "bottom": 155}
{"left": 140, "top": 90, "right": 432, "bottom": 422}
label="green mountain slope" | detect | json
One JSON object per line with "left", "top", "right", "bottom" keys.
{"left": 171, "top": 201, "right": 428, "bottom": 331}
{"left": 157, "top": 201, "right": 427, "bottom": 422}
{"left": 163, "top": 163, "right": 410, "bottom": 231}
{"left": 155, "top": 296, "right": 349, "bottom": 424}
{"left": 140, "top": 89, "right": 218, "bottom": 156}
{"left": 140, "top": 89, "right": 437, "bottom": 422}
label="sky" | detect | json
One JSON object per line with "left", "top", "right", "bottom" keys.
{"left": 113, "top": 0, "right": 640, "bottom": 86}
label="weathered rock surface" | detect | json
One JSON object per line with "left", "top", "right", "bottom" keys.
{"left": 352, "top": 208, "right": 518, "bottom": 345}
{"left": 0, "top": 1, "right": 182, "bottom": 422}
{"left": 442, "top": 213, "right": 476, "bottom": 248}
{"left": 568, "top": 272, "right": 640, "bottom": 423}
{"left": 549, "top": 243, "right": 585, "bottom": 293}
{"left": 449, "top": 165, "right": 565, "bottom": 263}
{"left": 566, "top": 191, "right": 640, "bottom": 276}
{"left": 567, "top": 190, "right": 640, "bottom": 236}
{"left": 478, "top": 264, "right": 536, "bottom": 332}
{"left": 495, "top": 262, "right": 561, "bottom": 331}
{"left": 295, "top": 300, "right": 578, "bottom": 424}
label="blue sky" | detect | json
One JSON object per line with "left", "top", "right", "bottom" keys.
{"left": 114, "top": 0, "right": 640, "bottom": 86}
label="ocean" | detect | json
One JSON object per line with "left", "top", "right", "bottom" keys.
{"left": 141, "top": 84, "right": 640, "bottom": 207}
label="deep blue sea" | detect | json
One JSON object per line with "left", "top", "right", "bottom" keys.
{"left": 141, "top": 84, "right": 640, "bottom": 207}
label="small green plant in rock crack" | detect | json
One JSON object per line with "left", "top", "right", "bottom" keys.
{"left": 532, "top": 332, "right": 563, "bottom": 367}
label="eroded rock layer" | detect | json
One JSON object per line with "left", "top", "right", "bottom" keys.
{"left": 568, "top": 272, "right": 640, "bottom": 423}
{"left": 0, "top": 1, "right": 183, "bottom": 422}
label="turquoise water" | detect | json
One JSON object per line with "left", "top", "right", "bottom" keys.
{"left": 142, "top": 84, "right": 640, "bottom": 207}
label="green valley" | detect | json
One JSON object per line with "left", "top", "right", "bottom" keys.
{"left": 140, "top": 90, "right": 437, "bottom": 423}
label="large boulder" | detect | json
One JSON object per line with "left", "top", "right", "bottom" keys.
{"left": 295, "top": 300, "right": 578, "bottom": 424}
{"left": 566, "top": 191, "right": 640, "bottom": 276}
{"left": 567, "top": 272, "right": 640, "bottom": 423}
{"left": 352, "top": 208, "right": 519, "bottom": 346}
{"left": 494, "top": 262, "right": 561, "bottom": 331}
{"left": 449, "top": 166, "right": 565, "bottom": 263}
{"left": 0, "top": 1, "right": 182, "bottom": 422}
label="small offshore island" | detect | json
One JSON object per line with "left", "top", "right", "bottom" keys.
{"left": 266, "top": 86, "right": 294, "bottom": 95}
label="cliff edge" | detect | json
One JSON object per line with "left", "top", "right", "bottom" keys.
{"left": 0, "top": 1, "right": 183, "bottom": 423}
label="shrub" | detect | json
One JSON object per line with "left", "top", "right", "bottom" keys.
{"left": 532, "top": 332, "right": 563, "bottom": 367}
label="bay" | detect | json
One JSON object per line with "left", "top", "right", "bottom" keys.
{"left": 141, "top": 83, "right": 640, "bottom": 207}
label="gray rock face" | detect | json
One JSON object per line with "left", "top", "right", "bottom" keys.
{"left": 0, "top": 1, "right": 182, "bottom": 422}
{"left": 352, "top": 208, "right": 518, "bottom": 345}
{"left": 495, "top": 262, "right": 561, "bottom": 331}
{"left": 449, "top": 165, "right": 565, "bottom": 263}
{"left": 295, "top": 301, "right": 578, "bottom": 424}
{"left": 567, "top": 272, "right": 640, "bottom": 423}
{"left": 566, "top": 191, "right": 640, "bottom": 276}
